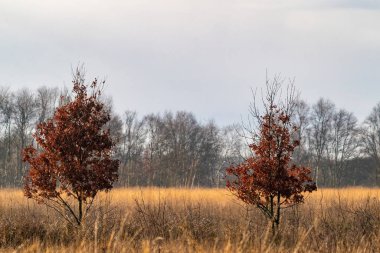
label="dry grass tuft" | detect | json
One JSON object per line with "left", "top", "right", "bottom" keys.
{"left": 0, "top": 187, "right": 379, "bottom": 252}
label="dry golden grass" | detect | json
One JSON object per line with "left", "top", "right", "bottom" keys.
{"left": 0, "top": 187, "right": 379, "bottom": 252}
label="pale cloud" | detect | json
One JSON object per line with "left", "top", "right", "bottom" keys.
{"left": 0, "top": 0, "right": 379, "bottom": 125}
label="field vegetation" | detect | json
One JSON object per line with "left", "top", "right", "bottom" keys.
{"left": 0, "top": 187, "right": 379, "bottom": 252}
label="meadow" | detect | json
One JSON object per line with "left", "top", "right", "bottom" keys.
{"left": 0, "top": 187, "right": 379, "bottom": 252}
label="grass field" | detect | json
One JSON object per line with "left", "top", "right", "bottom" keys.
{"left": 0, "top": 187, "right": 379, "bottom": 252}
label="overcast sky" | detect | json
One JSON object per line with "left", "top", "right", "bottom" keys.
{"left": 1, "top": 0, "right": 379, "bottom": 126}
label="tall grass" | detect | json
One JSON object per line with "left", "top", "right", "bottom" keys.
{"left": 0, "top": 187, "right": 379, "bottom": 252}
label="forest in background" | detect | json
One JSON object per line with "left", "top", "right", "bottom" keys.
{"left": 0, "top": 84, "right": 379, "bottom": 188}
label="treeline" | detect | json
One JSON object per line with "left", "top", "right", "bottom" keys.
{"left": 0, "top": 86, "right": 62, "bottom": 187}
{"left": 0, "top": 85, "right": 243, "bottom": 187}
{"left": 292, "top": 98, "right": 379, "bottom": 187}
{"left": 0, "top": 85, "right": 379, "bottom": 187}
{"left": 108, "top": 111, "right": 244, "bottom": 187}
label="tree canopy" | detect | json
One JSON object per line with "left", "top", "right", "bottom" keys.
{"left": 23, "top": 72, "right": 119, "bottom": 225}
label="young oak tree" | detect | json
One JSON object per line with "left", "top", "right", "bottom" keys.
{"left": 23, "top": 70, "right": 119, "bottom": 226}
{"left": 226, "top": 76, "right": 316, "bottom": 230}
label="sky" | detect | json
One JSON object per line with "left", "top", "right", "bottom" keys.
{"left": 0, "top": 0, "right": 379, "bottom": 126}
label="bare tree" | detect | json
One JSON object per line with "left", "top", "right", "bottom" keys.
{"left": 142, "top": 113, "right": 163, "bottom": 186}
{"left": 0, "top": 87, "right": 14, "bottom": 184}
{"left": 293, "top": 99, "right": 311, "bottom": 165}
{"left": 36, "top": 86, "right": 59, "bottom": 124}
{"left": 119, "top": 111, "right": 145, "bottom": 186}
{"left": 215, "top": 125, "right": 246, "bottom": 187}
{"left": 307, "top": 98, "right": 335, "bottom": 186}
{"left": 195, "top": 121, "right": 220, "bottom": 187}
{"left": 361, "top": 103, "right": 380, "bottom": 186}
{"left": 328, "top": 109, "right": 358, "bottom": 186}
{"left": 107, "top": 114, "right": 123, "bottom": 144}
{"left": 161, "top": 111, "right": 200, "bottom": 187}
{"left": 0, "top": 87, "right": 13, "bottom": 157}
{"left": 13, "top": 88, "right": 37, "bottom": 184}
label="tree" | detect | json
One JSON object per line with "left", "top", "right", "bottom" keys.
{"left": 328, "top": 109, "right": 358, "bottom": 186}
{"left": 292, "top": 99, "right": 311, "bottom": 165}
{"left": 23, "top": 71, "right": 119, "bottom": 226}
{"left": 119, "top": 111, "right": 145, "bottom": 186}
{"left": 226, "top": 78, "right": 316, "bottom": 230}
{"left": 308, "top": 98, "right": 335, "bottom": 186}
{"left": 0, "top": 87, "right": 14, "bottom": 185}
{"left": 14, "top": 88, "right": 37, "bottom": 184}
{"left": 216, "top": 125, "right": 245, "bottom": 187}
{"left": 361, "top": 102, "right": 380, "bottom": 186}
{"left": 36, "top": 86, "right": 59, "bottom": 124}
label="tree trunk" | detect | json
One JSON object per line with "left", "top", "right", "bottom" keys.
{"left": 270, "top": 195, "right": 275, "bottom": 234}
{"left": 78, "top": 197, "right": 83, "bottom": 226}
{"left": 275, "top": 192, "right": 281, "bottom": 228}
{"left": 315, "top": 165, "right": 319, "bottom": 188}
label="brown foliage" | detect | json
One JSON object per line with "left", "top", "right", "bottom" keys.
{"left": 23, "top": 72, "right": 119, "bottom": 226}
{"left": 227, "top": 104, "right": 317, "bottom": 227}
